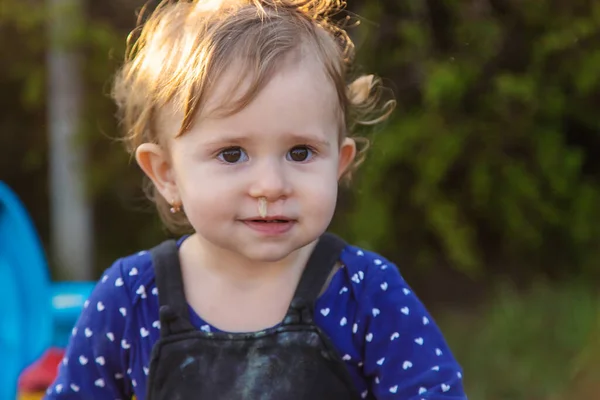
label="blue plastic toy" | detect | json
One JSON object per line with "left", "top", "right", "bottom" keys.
{"left": 0, "top": 181, "right": 95, "bottom": 400}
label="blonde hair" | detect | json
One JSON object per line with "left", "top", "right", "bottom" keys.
{"left": 112, "top": 0, "right": 395, "bottom": 233}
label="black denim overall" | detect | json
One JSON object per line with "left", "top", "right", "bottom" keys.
{"left": 146, "top": 233, "right": 370, "bottom": 400}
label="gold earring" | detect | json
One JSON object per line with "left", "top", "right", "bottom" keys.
{"left": 169, "top": 202, "right": 182, "bottom": 214}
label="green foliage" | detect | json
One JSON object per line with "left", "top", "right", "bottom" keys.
{"left": 440, "top": 280, "right": 600, "bottom": 399}
{"left": 344, "top": 0, "right": 600, "bottom": 276}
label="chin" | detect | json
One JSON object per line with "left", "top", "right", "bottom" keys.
{"left": 241, "top": 231, "right": 326, "bottom": 262}
{"left": 240, "top": 242, "right": 305, "bottom": 263}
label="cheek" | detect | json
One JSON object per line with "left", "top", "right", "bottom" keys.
{"left": 298, "top": 165, "right": 339, "bottom": 207}
{"left": 171, "top": 155, "right": 229, "bottom": 209}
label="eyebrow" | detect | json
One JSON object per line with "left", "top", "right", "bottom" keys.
{"left": 202, "top": 132, "right": 332, "bottom": 148}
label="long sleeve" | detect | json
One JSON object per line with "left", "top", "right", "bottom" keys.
{"left": 44, "top": 259, "right": 134, "bottom": 399}
{"left": 358, "top": 261, "right": 466, "bottom": 399}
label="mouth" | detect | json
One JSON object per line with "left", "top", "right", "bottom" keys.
{"left": 247, "top": 219, "right": 292, "bottom": 223}
{"left": 241, "top": 217, "right": 296, "bottom": 234}
{"left": 243, "top": 216, "right": 295, "bottom": 223}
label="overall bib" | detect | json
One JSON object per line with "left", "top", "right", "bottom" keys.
{"left": 146, "top": 233, "right": 371, "bottom": 400}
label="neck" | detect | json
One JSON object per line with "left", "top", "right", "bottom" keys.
{"left": 180, "top": 233, "right": 317, "bottom": 289}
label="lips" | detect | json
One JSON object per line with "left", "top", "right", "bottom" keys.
{"left": 241, "top": 217, "right": 296, "bottom": 235}
{"left": 248, "top": 218, "right": 291, "bottom": 223}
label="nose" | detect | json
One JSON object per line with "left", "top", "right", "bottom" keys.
{"left": 248, "top": 158, "right": 292, "bottom": 201}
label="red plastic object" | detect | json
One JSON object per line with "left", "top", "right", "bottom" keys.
{"left": 18, "top": 348, "right": 65, "bottom": 392}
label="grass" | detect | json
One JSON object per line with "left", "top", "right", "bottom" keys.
{"left": 439, "top": 280, "right": 600, "bottom": 400}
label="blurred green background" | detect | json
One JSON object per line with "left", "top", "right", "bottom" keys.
{"left": 2, "top": 0, "right": 600, "bottom": 398}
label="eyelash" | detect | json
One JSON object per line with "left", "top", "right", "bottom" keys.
{"left": 216, "top": 145, "right": 317, "bottom": 164}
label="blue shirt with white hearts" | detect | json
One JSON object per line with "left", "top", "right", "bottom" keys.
{"left": 45, "top": 239, "right": 467, "bottom": 400}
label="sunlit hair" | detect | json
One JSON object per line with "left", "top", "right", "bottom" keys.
{"left": 112, "top": 0, "right": 395, "bottom": 233}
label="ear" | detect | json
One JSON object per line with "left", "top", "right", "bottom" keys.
{"left": 135, "top": 143, "right": 180, "bottom": 204}
{"left": 337, "top": 137, "right": 357, "bottom": 179}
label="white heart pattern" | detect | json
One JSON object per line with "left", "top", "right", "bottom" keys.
{"left": 366, "top": 333, "right": 373, "bottom": 342}
{"left": 152, "top": 320, "right": 161, "bottom": 329}
{"left": 200, "top": 325, "right": 211, "bottom": 332}
{"left": 115, "top": 277, "right": 124, "bottom": 287}
{"left": 136, "top": 285, "right": 147, "bottom": 298}
{"left": 442, "top": 384, "right": 450, "bottom": 392}
{"left": 94, "top": 379, "right": 105, "bottom": 387}
{"left": 390, "top": 332, "right": 400, "bottom": 341}
{"left": 401, "top": 307, "right": 410, "bottom": 315}
{"left": 356, "top": 250, "right": 364, "bottom": 256}
{"left": 372, "top": 308, "right": 380, "bottom": 317}
{"left": 320, "top": 308, "right": 330, "bottom": 316}
{"left": 418, "top": 387, "right": 427, "bottom": 395}
{"left": 380, "top": 282, "right": 388, "bottom": 291}
{"left": 352, "top": 323, "right": 358, "bottom": 334}
{"left": 415, "top": 337, "right": 424, "bottom": 345}
{"left": 423, "top": 316, "right": 429, "bottom": 325}
{"left": 339, "top": 286, "right": 348, "bottom": 294}
{"left": 95, "top": 356, "right": 105, "bottom": 366}
{"left": 436, "top": 348, "right": 443, "bottom": 356}
{"left": 361, "top": 390, "right": 368, "bottom": 399}
{"left": 403, "top": 288, "right": 411, "bottom": 295}
{"left": 97, "top": 302, "right": 105, "bottom": 312}
{"left": 84, "top": 328, "right": 93, "bottom": 337}
{"left": 140, "top": 327, "right": 149, "bottom": 337}
{"left": 70, "top": 384, "right": 80, "bottom": 392}
{"left": 389, "top": 385, "right": 398, "bottom": 393}
{"left": 351, "top": 274, "right": 360, "bottom": 283}
{"left": 340, "top": 317, "right": 347, "bottom": 326}
{"left": 376, "top": 357, "right": 385, "bottom": 366}
{"left": 403, "top": 361, "right": 413, "bottom": 370}
{"left": 119, "top": 307, "right": 127, "bottom": 317}
{"left": 342, "top": 354, "right": 351, "bottom": 361}
{"left": 374, "top": 259, "right": 382, "bottom": 265}
{"left": 79, "top": 355, "right": 88, "bottom": 365}
{"left": 106, "top": 332, "right": 115, "bottom": 342}
{"left": 129, "top": 268, "right": 138, "bottom": 276}
{"left": 121, "top": 339, "right": 130, "bottom": 350}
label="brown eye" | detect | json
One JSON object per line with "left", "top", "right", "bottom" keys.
{"left": 218, "top": 147, "right": 248, "bottom": 164}
{"left": 287, "top": 146, "right": 313, "bottom": 162}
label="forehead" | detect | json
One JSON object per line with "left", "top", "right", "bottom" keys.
{"left": 202, "top": 50, "right": 340, "bottom": 136}
{"left": 157, "top": 48, "right": 341, "bottom": 145}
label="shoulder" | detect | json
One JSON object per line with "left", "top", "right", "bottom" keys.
{"left": 108, "top": 248, "right": 156, "bottom": 302}
{"left": 97, "top": 240, "right": 173, "bottom": 306}
{"left": 336, "top": 243, "right": 433, "bottom": 334}
{"left": 75, "top": 246, "right": 157, "bottom": 331}
{"left": 338, "top": 243, "right": 408, "bottom": 300}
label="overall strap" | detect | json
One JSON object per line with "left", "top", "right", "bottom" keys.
{"left": 286, "top": 233, "right": 347, "bottom": 323}
{"left": 150, "top": 239, "right": 195, "bottom": 336}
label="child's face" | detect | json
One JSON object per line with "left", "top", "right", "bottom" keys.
{"left": 138, "top": 53, "right": 356, "bottom": 263}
